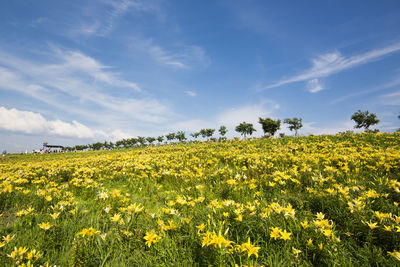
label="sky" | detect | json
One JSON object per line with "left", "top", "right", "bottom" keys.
{"left": 1, "top": 0, "right": 400, "bottom": 152}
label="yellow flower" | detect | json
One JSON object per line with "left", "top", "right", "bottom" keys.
{"left": 307, "top": 238, "right": 313, "bottom": 246}
{"left": 366, "top": 221, "right": 378, "bottom": 230}
{"left": 144, "top": 230, "right": 161, "bottom": 247}
{"left": 300, "top": 221, "right": 309, "bottom": 229}
{"left": 26, "top": 249, "right": 42, "bottom": 260}
{"left": 110, "top": 213, "right": 122, "bottom": 222}
{"left": 50, "top": 212, "right": 60, "bottom": 220}
{"left": 292, "top": 247, "right": 302, "bottom": 256}
{"left": 196, "top": 223, "right": 206, "bottom": 232}
{"left": 318, "top": 243, "right": 323, "bottom": 250}
{"left": 323, "top": 229, "right": 332, "bottom": 237}
{"left": 3, "top": 234, "right": 15, "bottom": 243}
{"left": 76, "top": 227, "right": 100, "bottom": 237}
{"left": 279, "top": 230, "right": 291, "bottom": 241}
{"left": 316, "top": 212, "right": 325, "bottom": 220}
{"left": 126, "top": 203, "right": 144, "bottom": 214}
{"left": 38, "top": 222, "right": 51, "bottom": 231}
{"left": 7, "top": 246, "right": 28, "bottom": 260}
{"left": 270, "top": 227, "right": 281, "bottom": 240}
{"left": 383, "top": 225, "right": 393, "bottom": 232}
{"left": 388, "top": 251, "right": 400, "bottom": 261}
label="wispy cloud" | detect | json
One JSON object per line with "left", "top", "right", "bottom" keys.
{"left": 331, "top": 76, "right": 400, "bottom": 104}
{"left": 380, "top": 90, "right": 400, "bottom": 105}
{"left": 0, "top": 46, "right": 172, "bottom": 124}
{"left": 263, "top": 42, "right": 400, "bottom": 91}
{"left": 307, "top": 78, "right": 323, "bottom": 93}
{"left": 132, "top": 38, "right": 210, "bottom": 69}
{"left": 0, "top": 106, "right": 130, "bottom": 140}
{"left": 69, "top": 0, "right": 159, "bottom": 37}
{"left": 184, "top": 90, "right": 197, "bottom": 97}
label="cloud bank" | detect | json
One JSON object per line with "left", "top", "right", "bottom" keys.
{"left": 0, "top": 106, "right": 131, "bottom": 140}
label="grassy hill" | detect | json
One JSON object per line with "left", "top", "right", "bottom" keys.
{"left": 1, "top": 133, "right": 400, "bottom": 266}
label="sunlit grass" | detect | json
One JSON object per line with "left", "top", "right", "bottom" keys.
{"left": 0, "top": 132, "right": 399, "bottom": 266}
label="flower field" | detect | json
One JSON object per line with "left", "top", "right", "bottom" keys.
{"left": 1, "top": 133, "right": 400, "bottom": 266}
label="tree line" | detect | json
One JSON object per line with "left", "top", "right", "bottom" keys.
{"left": 64, "top": 110, "right": 385, "bottom": 151}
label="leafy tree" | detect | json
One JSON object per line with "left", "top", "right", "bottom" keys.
{"left": 218, "top": 126, "right": 228, "bottom": 137}
{"left": 258, "top": 117, "right": 281, "bottom": 137}
{"left": 199, "top": 129, "right": 215, "bottom": 139}
{"left": 166, "top": 133, "right": 176, "bottom": 142}
{"left": 146, "top": 137, "right": 156, "bottom": 145}
{"left": 157, "top": 136, "right": 164, "bottom": 143}
{"left": 235, "top": 122, "right": 256, "bottom": 139}
{"left": 115, "top": 140, "right": 124, "bottom": 148}
{"left": 190, "top": 132, "right": 200, "bottom": 140}
{"left": 74, "top": 145, "right": 88, "bottom": 151}
{"left": 284, "top": 117, "right": 303, "bottom": 136}
{"left": 127, "top": 138, "right": 138, "bottom": 147}
{"left": 136, "top": 136, "right": 146, "bottom": 146}
{"left": 175, "top": 131, "right": 187, "bottom": 142}
{"left": 351, "top": 110, "right": 379, "bottom": 131}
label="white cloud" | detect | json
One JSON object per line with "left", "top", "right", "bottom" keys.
{"left": 307, "top": 78, "right": 323, "bottom": 93}
{"left": 216, "top": 104, "right": 278, "bottom": 130}
{"left": 331, "top": 77, "right": 400, "bottom": 104}
{"left": 264, "top": 42, "right": 400, "bottom": 91}
{"left": 171, "top": 119, "right": 211, "bottom": 132}
{"left": 132, "top": 38, "right": 210, "bottom": 69}
{"left": 0, "top": 47, "right": 171, "bottom": 123}
{"left": 184, "top": 90, "right": 197, "bottom": 97}
{"left": 0, "top": 106, "right": 132, "bottom": 140}
{"left": 69, "top": 0, "right": 158, "bottom": 37}
{"left": 380, "top": 90, "right": 400, "bottom": 105}
{"left": 171, "top": 103, "right": 280, "bottom": 137}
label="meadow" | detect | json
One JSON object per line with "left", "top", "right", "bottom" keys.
{"left": 1, "top": 133, "right": 400, "bottom": 266}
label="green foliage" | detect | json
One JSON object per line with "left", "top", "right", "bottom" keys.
{"left": 175, "top": 131, "right": 187, "bottom": 142}
{"left": 258, "top": 117, "right": 281, "bottom": 136}
{"left": 157, "top": 136, "right": 164, "bottom": 143}
{"left": 284, "top": 117, "right": 303, "bottom": 136}
{"left": 190, "top": 132, "right": 201, "bottom": 139}
{"left": 351, "top": 110, "right": 380, "bottom": 131}
{"left": 1, "top": 133, "right": 400, "bottom": 266}
{"left": 165, "top": 133, "right": 176, "bottom": 141}
{"left": 146, "top": 137, "right": 156, "bottom": 145}
{"left": 235, "top": 121, "right": 256, "bottom": 138}
{"left": 199, "top": 129, "right": 215, "bottom": 139}
{"left": 218, "top": 126, "right": 228, "bottom": 137}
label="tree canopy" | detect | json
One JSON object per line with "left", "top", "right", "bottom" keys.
{"left": 258, "top": 117, "right": 281, "bottom": 137}
{"left": 351, "top": 110, "right": 379, "bottom": 131}
{"left": 235, "top": 122, "right": 256, "bottom": 139}
{"left": 284, "top": 117, "right": 303, "bottom": 136}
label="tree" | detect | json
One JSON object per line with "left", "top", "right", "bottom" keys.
{"left": 127, "top": 138, "right": 138, "bottom": 147}
{"left": 199, "top": 129, "right": 215, "bottom": 139}
{"left": 284, "top": 117, "right": 303, "bottom": 136}
{"left": 218, "top": 126, "right": 228, "bottom": 137}
{"left": 175, "top": 131, "right": 187, "bottom": 142}
{"left": 166, "top": 133, "right": 176, "bottom": 142}
{"left": 258, "top": 117, "right": 281, "bottom": 137}
{"left": 235, "top": 122, "right": 256, "bottom": 139}
{"left": 136, "top": 136, "right": 146, "bottom": 146}
{"left": 115, "top": 140, "right": 124, "bottom": 148}
{"left": 157, "top": 136, "right": 164, "bottom": 143}
{"left": 146, "top": 137, "right": 156, "bottom": 145}
{"left": 351, "top": 110, "right": 379, "bottom": 131}
{"left": 190, "top": 132, "right": 200, "bottom": 140}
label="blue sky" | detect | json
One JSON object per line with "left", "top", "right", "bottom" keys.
{"left": 1, "top": 0, "right": 400, "bottom": 152}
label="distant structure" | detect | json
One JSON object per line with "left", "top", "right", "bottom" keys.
{"left": 42, "top": 142, "right": 65, "bottom": 152}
